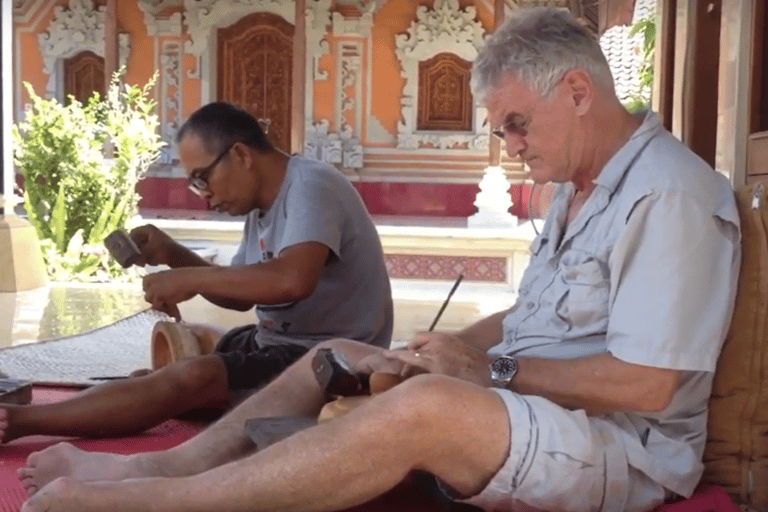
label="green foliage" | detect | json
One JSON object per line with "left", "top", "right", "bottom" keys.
{"left": 12, "top": 70, "right": 165, "bottom": 282}
{"left": 623, "top": 12, "right": 657, "bottom": 113}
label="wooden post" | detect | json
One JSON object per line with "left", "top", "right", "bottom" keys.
{"left": 292, "top": 0, "right": 307, "bottom": 154}
{"left": 652, "top": 0, "right": 676, "bottom": 131}
{"left": 681, "top": 0, "right": 721, "bottom": 168}
{"left": 672, "top": 0, "right": 721, "bottom": 167}
{"left": 104, "top": 0, "right": 119, "bottom": 84}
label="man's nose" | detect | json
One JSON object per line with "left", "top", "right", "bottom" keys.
{"left": 503, "top": 132, "right": 527, "bottom": 158}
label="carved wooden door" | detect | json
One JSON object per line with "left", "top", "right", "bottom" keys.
{"left": 218, "top": 13, "right": 294, "bottom": 153}
{"left": 64, "top": 51, "right": 105, "bottom": 105}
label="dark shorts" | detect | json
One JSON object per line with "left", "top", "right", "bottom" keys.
{"left": 215, "top": 324, "right": 309, "bottom": 390}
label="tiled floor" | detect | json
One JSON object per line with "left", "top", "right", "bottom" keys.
{"left": 0, "top": 280, "right": 516, "bottom": 349}
{"left": 1, "top": 212, "right": 524, "bottom": 349}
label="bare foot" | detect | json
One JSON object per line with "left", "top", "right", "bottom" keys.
{"left": 20, "top": 477, "right": 87, "bottom": 512}
{"left": 0, "top": 407, "right": 8, "bottom": 442}
{"left": 17, "top": 443, "right": 145, "bottom": 497}
{"left": 0, "top": 405, "right": 22, "bottom": 443}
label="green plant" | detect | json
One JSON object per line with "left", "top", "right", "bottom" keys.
{"left": 624, "top": 12, "right": 656, "bottom": 113}
{"left": 12, "top": 70, "right": 165, "bottom": 282}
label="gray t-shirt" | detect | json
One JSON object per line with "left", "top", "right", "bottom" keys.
{"left": 231, "top": 156, "right": 393, "bottom": 349}
{"left": 490, "top": 111, "right": 741, "bottom": 497}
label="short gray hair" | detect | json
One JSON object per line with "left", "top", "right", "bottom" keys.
{"left": 471, "top": 8, "right": 615, "bottom": 102}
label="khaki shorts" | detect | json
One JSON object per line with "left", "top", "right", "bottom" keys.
{"left": 459, "top": 391, "right": 668, "bottom": 512}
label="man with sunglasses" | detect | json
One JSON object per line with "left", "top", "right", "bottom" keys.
{"left": 1, "top": 102, "right": 393, "bottom": 443}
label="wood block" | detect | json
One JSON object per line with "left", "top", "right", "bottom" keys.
{"left": 0, "top": 378, "right": 32, "bottom": 405}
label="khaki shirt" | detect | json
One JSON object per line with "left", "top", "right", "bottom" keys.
{"left": 489, "top": 111, "right": 741, "bottom": 496}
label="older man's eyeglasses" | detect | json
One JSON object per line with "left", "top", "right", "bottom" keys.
{"left": 187, "top": 143, "right": 236, "bottom": 196}
{"left": 491, "top": 113, "right": 531, "bottom": 140}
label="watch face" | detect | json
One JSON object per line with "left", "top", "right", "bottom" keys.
{"left": 492, "top": 357, "right": 517, "bottom": 379}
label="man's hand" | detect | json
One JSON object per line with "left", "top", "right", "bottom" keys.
{"left": 354, "top": 350, "right": 427, "bottom": 378}
{"left": 142, "top": 268, "right": 200, "bottom": 320}
{"left": 381, "top": 332, "right": 494, "bottom": 387}
{"left": 130, "top": 224, "right": 179, "bottom": 266}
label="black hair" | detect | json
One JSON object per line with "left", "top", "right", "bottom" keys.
{"left": 176, "top": 102, "right": 274, "bottom": 154}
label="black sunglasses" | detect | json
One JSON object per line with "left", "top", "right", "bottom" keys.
{"left": 188, "top": 142, "right": 236, "bottom": 196}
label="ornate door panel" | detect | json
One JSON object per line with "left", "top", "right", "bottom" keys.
{"left": 64, "top": 51, "right": 105, "bottom": 105}
{"left": 417, "top": 53, "right": 473, "bottom": 132}
{"left": 218, "top": 13, "right": 294, "bottom": 153}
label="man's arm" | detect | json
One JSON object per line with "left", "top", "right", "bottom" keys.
{"left": 511, "top": 353, "right": 681, "bottom": 416}
{"left": 142, "top": 241, "right": 330, "bottom": 313}
{"left": 454, "top": 308, "right": 515, "bottom": 352}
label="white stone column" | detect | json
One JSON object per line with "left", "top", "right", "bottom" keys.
{"left": 0, "top": 2, "right": 47, "bottom": 292}
{"left": 2, "top": 0, "right": 14, "bottom": 213}
{"left": 468, "top": 165, "right": 518, "bottom": 228}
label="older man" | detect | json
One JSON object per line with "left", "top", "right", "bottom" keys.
{"left": 19, "top": 8, "right": 739, "bottom": 512}
{"left": 1, "top": 102, "right": 392, "bottom": 443}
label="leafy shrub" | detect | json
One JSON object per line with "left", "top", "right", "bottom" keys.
{"left": 12, "top": 71, "right": 164, "bottom": 282}
{"left": 624, "top": 12, "right": 656, "bottom": 113}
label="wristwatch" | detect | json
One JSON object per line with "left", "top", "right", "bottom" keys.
{"left": 489, "top": 356, "right": 518, "bottom": 388}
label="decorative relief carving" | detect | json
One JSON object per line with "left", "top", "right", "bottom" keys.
{"left": 340, "top": 45, "right": 361, "bottom": 116}
{"left": 159, "top": 42, "right": 182, "bottom": 164}
{"left": 38, "top": 0, "right": 130, "bottom": 98}
{"left": 337, "top": 43, "right": 363, "bottom": 169}
{"left": 138, "top": 0, "right": 183, "bottom": 36}
{"left": 417, "top": 53, "right": 472, "bottom": 132}
{"left": 183, "top": 0, "right": 295, "bottom": 79}
{"left": 307, "top": 4, "right": 331, "bottom": 81}
{"left": 218, "top": 12, "right": 294, "bottom": 153}
{"left": 331, "top": 2, "right": 374, "bottom": 37}
{"left": 304, "top": 120, "right": 362, "bottom": 170}
{"left": 183, "top": 0, "right": 332, "bottom": 145}
{"left": 394, "top": 0, "right": 488, "bottom": 150}
{"left": 64, "top": 51, "right": 105, "bottom": 105}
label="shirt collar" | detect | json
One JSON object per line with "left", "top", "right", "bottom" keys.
{"left": 593, "top": 110, "right": 664, "bottom": 194}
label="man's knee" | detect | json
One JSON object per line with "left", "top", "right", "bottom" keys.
{"left": 373, "top": 375, "right": 486, "bottom": 429}
{"left": 161, "top": 355, "right": 228, "bottom": 397}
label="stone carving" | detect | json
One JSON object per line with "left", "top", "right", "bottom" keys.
{"left": 184, "top": 0, "right": 295, "bottom": 79}
{"left": 138, "top": 0, "right": 183, "bottom": 36}
{"left": 394, "top": 0, "right": 488, "bottom": 150}
{"left": 332, "top": 2, "right": 374, "bottom": 37}
{"left": 304, "top": 120, "right": 362, "bottom": 170}
{"left": 159, "top": 42, "right": 182, "bottom": 164}
{"left": 38, "top": 0, "right": 130, "bottom": 98}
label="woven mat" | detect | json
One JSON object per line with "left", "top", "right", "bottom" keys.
{"left": 0, "top": 309, "right": 171, "bottom": 387}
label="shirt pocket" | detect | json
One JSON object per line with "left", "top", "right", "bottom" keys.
{"left": 556, "top": 256, "right": 610, "bottom": 330}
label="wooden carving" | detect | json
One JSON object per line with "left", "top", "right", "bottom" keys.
{"left": 218, "top": 12, "right": 294, "bottom": 153}
{"left": 417, "top": 53, "right": 473, "bottom": 132}
{"left": 64, "top": 51, "right": 105, "bottom": 105}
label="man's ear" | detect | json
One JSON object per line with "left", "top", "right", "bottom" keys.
{"left": 563, "top": 69, "right": 593, "bottom": 116}
{"left": 231, "top": 141, "right": 253, "bottom": 170}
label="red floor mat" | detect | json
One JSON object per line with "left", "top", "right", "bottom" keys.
{"left": 0, "top": 387, "right": 205, "bottom": 512}
{"left": 0, "top": 388, "right": 741, "bottom": 512}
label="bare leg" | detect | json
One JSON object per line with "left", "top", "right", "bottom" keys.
{"left": 19, "top": 339, "right": 382, "bottom": 493}
{"left": 21, "top": 375, "right": 511, "bottom": 512}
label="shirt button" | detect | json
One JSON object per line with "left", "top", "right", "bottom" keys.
{"left": 526, "top": 302, "right": 535, "bottom": 310}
